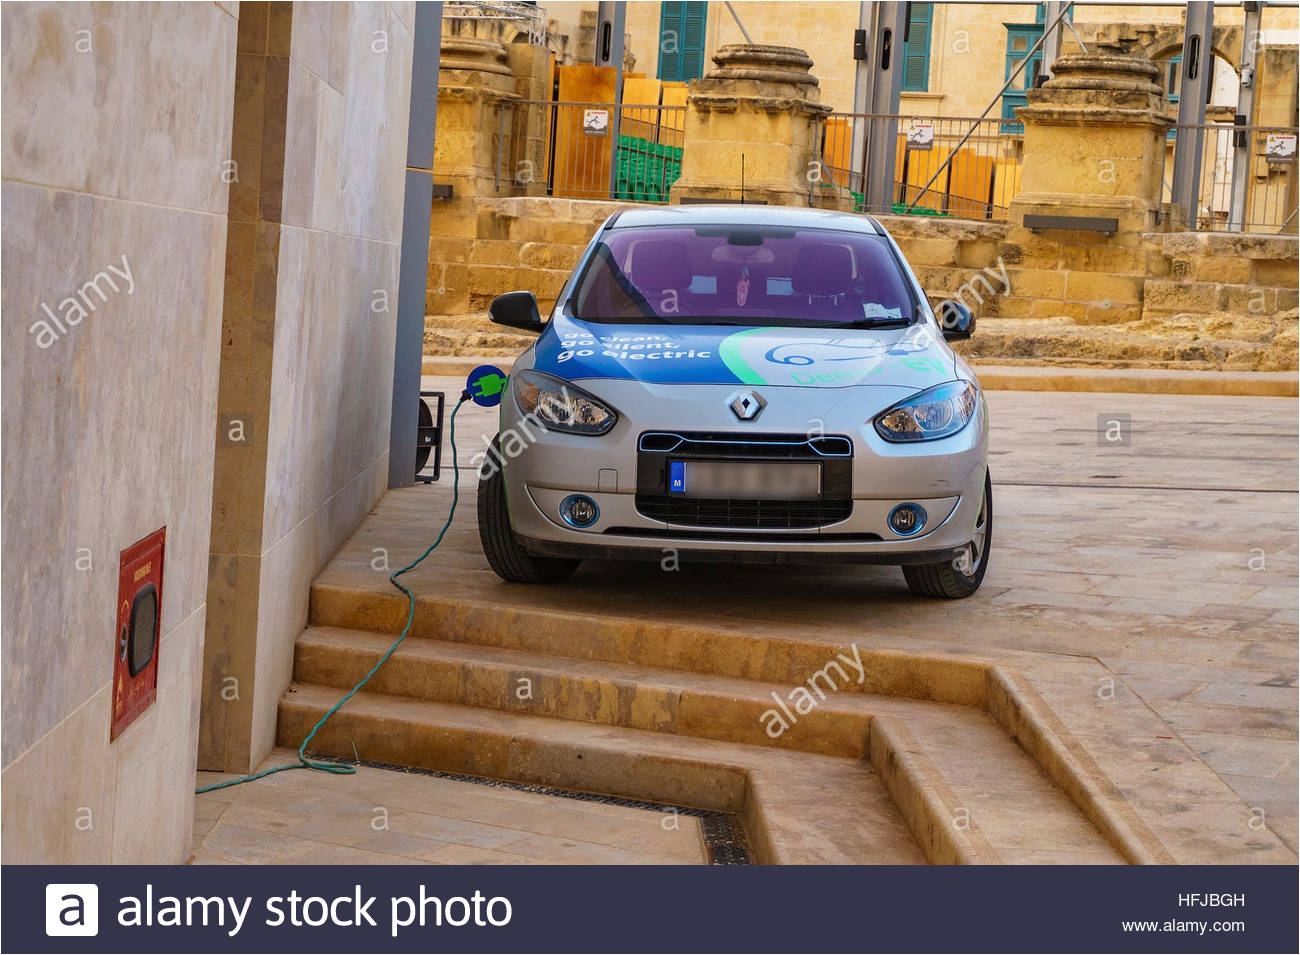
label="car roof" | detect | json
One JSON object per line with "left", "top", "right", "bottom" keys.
{"left": 607, "top": 204, "right": 886, "bottom": 236}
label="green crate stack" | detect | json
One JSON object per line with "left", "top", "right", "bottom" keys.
{"left": 891, "top": 201, "right": 949, "bottom": 217}
{"left": 616, "top": 135, "right": 684, "bottom": 203}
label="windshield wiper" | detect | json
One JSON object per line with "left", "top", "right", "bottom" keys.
{"left": 822, "top": 317, "right": 913, "bottom": 329}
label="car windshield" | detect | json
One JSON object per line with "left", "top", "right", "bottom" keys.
{"left": 567, "top": 224, "right": 918, "bottom": 328}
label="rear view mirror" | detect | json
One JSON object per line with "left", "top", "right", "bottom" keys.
{"left": 938, "top": 300, "right": 974, "bottom": 341}
{"left": 489, "top": 291, "right": 544, "bottom": 333}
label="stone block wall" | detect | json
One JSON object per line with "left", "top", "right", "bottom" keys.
{"left": 423, "top": 197, "right": 1300, "bottom": 371}
{"left": 876, "top": 216, "right": 1007, "bottom": 317}
{"left": 1144, "top": 233, "right": 1300, "bottom": 321}
{"left": 426, "top": 196, "right": 640, "bottom": 356}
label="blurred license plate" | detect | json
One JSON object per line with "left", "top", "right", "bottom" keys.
{"left": 670, "top": 461, "right": 821, "bottom": 500}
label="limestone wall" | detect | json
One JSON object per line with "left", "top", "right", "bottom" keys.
{"left": 877, "top": 215, "right": 1007, "bottom": 315}
{"left": 424, "top": 195, "right": 1299, "bottom": 372}
{"left": 426, "top": 196, "right": 639, "bottom": 356}
{"left": 1, "top": 2, "right": 237, "bottom": 863}
{"left": 1145, "top": 233, "right": 1299, "bottom": 321}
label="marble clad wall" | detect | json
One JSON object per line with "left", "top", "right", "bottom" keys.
{"left": 2, "top": 0, "right": 417, "bottom": 861}
{"left": 1, "top": 2, "right": 238, "bottom": 862}
{"left": 198, "top": 2, "right": 415, "bottom": 773}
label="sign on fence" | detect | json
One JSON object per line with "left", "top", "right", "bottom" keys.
{"left": 1265, "top": 132, "right": 1296, "bottom": 163}
{"left": 583, "top": 109, "right": 609, "bottom": 137}
{"left": 906, "top": 120, "right": 935, "bottom": 151}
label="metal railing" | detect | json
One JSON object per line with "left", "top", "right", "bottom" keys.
{"left": 818, "top": 113, "right": 1025, "bottom": 221}
{"left": 497, "top": 100, "right": 687, "bottom": 203}
{"left": 1164, "top": 123, "right": 1299, "bottom": 233}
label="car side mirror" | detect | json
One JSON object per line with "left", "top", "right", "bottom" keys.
{"left": 938, "top": 300, "right": 974, "bottom": 341}
{"left": 489, "top": 291, "right": 544, "bottom": 333}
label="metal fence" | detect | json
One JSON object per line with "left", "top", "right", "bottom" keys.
{"left": 490, "top": 102, "right": 1297, "bottom": 233}
{"left": 497, "top": 100, "right": 687, "bottom": 203}
{"left": 1164, "top": 123, "right": 1298, "bottom": 233}
{"left": 818, "top": 113, "right": 1025, "bottom": 221}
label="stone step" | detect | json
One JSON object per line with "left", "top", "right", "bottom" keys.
{"left": 308, "top": 583, "right": 990, "bottom": 702}
{"left": 287, "top": 626, "right": 1126, "bottom": 863}
{"left": 277, "top": 682, "right": 928, "bottom": 864}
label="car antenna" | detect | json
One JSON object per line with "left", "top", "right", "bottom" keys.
{"left": 740, "top": 154, "right": 746, "bottom": 205}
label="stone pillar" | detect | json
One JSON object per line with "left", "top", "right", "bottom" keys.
{"left": 670, "top": 44, "right": 830, "bottom": 206}
{"left": 433, "top": 37, "right": 520, "bottom": 203}
{"left": 1010, "top": 45, "right": 1171, "bottom": 234}
{"left": 994, "top": 44, "right": 1173, "bottom": 325}
{"left": 505, "top": 42, "right": 555, "bottom": 198}
{"left": 426, "top": 36, "right": 520, "bottom": 319}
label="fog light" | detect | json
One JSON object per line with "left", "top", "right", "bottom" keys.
{"left": 888, "top": 503, "right": 927, "bottom": 536}
{"left": 560, "top": 494, "right": 599, "bottom": 528}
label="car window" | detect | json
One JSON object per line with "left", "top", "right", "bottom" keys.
{"left": 567, "top": 225, "right": 917, "bottom": 327}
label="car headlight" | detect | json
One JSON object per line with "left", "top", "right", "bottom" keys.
{"left": 513, "top": 369, "right": 617, "bottom": 435}
{"left": 873, "top": 380, "right": 978, "bottom": 442}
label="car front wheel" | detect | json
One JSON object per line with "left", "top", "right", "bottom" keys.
{"left": 901, "top": 469, "right": 992, "bottom": 599}
{"left": 477, "top": 449, "right": 580, "bottom": 584}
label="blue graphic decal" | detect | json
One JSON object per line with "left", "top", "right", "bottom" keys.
{"left": 530, "top": 314, "right": 948, "bottom": 390}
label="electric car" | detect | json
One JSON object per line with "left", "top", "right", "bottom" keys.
{"left": 476, "top": 205, "right": 991, "bottom": 598}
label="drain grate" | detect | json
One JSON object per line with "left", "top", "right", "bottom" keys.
{"left": 311, "top": 754, "right": 751, "bottom": 865}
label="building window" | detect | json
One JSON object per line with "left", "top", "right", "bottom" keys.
{"left": 902, "top": 3, "right": 933, "bottom": 92}
{"left": 658, "top": 2, "right": 708, "bottom": 83}
{"left": 1165, "top": 54, "right": 1183, "bottom": 104}
{"left": 1000, "top": 23, "right": 1043, "bottom": 133}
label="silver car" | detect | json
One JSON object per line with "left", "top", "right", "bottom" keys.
{"left": 476, "top": 206, "right": 991, "bottom": 598}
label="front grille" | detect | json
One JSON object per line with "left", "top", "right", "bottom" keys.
{"left": 635, "top": 496, "right": 852, "bottom": 529}
{"left": 635, "top": 430, "right": 855, "bottom": 530}
{"left": 637, "top": 432, "right": 853, "bottom": 458}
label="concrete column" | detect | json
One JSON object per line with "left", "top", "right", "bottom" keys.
{"left": 1010, "top": 44, "right": 1172, "bottom": 235}
{"left": 670, "top": 44, "right": 831, "bottom": 206}
{"left": 389, "top": 2, "right": 442, "bottom": 492}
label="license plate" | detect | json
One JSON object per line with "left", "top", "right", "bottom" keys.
{"left": 669, "top": 461, "right": 822, "bottom": 500}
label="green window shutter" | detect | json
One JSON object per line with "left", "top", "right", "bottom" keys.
{"left": 658, "top": 2, "right": 707, "bottom": 83}
{"left": 682, "top": 2, "right": 708, "bottom": 82}
{"left": 902, "top": 3, "right": 933, "bottom": 93}
{"left": 658, "top": 2, "right": 683, "bottom": 82}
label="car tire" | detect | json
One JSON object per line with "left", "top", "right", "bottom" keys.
{"left": 902, "top": 469, "right": 992, "bottom": 599}
{"left": 477, "top": 449, "right": 580, "bottom": 584}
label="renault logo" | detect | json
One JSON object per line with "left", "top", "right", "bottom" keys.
{"left": 728, "top": 390, "right": 766, "bottom": 421}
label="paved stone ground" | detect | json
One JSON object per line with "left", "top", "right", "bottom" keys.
{"left": 193, "top": 748, "right": 707, "bottom": 865}
{"left": 195, "top": 382, "right": 1297, "bottom": 863}
{"left": 409, "top": 379, "right": 1298, "bottom": 858}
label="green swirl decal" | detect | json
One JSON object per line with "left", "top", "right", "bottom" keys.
{"left": 717, "top": 328, "right": 769, "bottom": 385}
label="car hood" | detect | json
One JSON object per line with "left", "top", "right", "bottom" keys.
{"left": 533, "top": 315, "right": 958, "bottom": 390}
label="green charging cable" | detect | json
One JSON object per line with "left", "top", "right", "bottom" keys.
{"left": 196, "top": 393, "right": 472, "bottom": 795}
